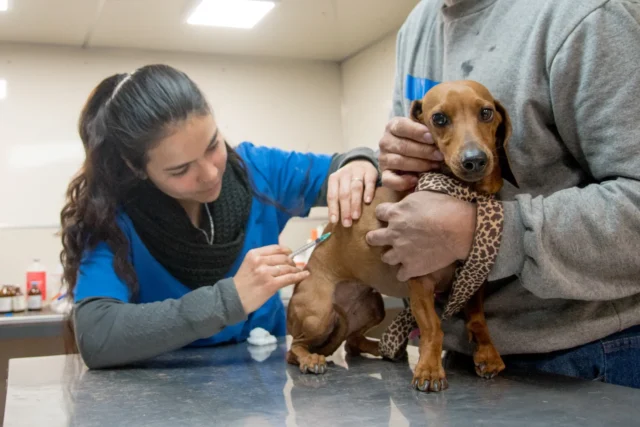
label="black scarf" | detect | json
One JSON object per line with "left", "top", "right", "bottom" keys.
{"left": 123, "top": 159, "right": 252, "bottom": 290}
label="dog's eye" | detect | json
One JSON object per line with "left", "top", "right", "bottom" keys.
{"left": 432, "top": 113, "right": 449, "bottom": 127}
{"left": 480, "top": 108, "right": 494, "bottom": 122}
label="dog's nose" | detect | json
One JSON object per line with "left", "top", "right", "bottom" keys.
{"left": 461, "top": 147, "right": 488, "bottom": 173}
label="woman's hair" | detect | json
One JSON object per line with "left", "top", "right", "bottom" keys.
{"left": 60, "top": 65, "right": 306, "bottom": 330}
{"left": 60, "top": 64, "right": 310, "bottom": 353}
{"left": 60, "top": 64, "right": 216, "bottom": 301}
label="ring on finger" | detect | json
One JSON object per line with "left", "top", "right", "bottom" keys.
{"left": 351, "top": 177, "right": 364, "bottom": 183}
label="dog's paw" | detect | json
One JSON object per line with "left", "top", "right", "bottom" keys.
{"left": 473, "top": 344, "right": 505, "bottom": 379}
{"left": 411, "top": 364, "right": 448, "bottom": 392}
{"left": 298, "top": 353, "right": 327, "bottom": 375}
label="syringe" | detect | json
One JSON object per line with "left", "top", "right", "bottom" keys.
{"left": 289, "top": 232, "right": 332, "bottom": 259}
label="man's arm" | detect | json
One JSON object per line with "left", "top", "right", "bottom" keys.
{"left": 489, "top": 0, "right": 640, "bottom": 300}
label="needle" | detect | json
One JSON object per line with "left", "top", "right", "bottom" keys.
{"left": 289, "top": 232, "right": 332, "bottom": 258}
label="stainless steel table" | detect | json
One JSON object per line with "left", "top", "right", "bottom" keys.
{"left": 0, "top": 308, "right": 66, "bottom": 426}
{"left": 4, "top": 337, "right": 639, "bottom": 426}
{"left": 0, "top": 308, "right": 63, "bottom": 339}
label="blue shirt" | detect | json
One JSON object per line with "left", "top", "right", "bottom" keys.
{"left": 73, "top": 142, "right": 333, "bottom": 346}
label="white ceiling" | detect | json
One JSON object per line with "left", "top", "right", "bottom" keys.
{"left": 0, "top": 0, "right": 420, "bottom": 61}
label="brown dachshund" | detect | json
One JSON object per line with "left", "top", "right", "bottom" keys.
{"left": 286, "top": 80, "right": 517, "bottom": 392}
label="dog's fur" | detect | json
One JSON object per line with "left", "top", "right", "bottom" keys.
{"left": 286, "top": 80, "right": 517, "bottom": 392}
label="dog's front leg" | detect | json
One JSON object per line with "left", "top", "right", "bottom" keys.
{"left": 464, "top": 284, "right": 505, "bottom": 379}
{"left": 408, "top": 276, "right": 448, "bottom": 392}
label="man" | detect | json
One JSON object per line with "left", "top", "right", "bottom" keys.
{"left": 366, "top": 0, "right": 640, "bottom": 387}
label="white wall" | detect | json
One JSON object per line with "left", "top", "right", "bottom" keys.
{"left": 0, "top": 42, "right": 344, "bottom": 228}
{"left": 340, "top": 32, "right": 398, "bottom": 151}
{"left": 0, "top": 42, "right": 344, "bottom": 287}
{"left": 0, "top": 31, "right": 400, "bottom": 289}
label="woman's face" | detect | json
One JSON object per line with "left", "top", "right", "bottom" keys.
{"left": 144, "top": 113, "right": 228, "bottom": 205}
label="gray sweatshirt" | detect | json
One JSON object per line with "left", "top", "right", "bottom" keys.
{"left": 74, "top": 147, "right": 377, "bottom": 369}
{"left": 393, "top": 0, "right": 640, "bottom": 355}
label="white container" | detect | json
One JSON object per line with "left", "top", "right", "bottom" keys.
{"left": 0, "top": 286, "right": 12, "bottom": 313}
{"left": 47, "top": 263, "right": 64, "bottom": 302}
{"left": 12, "top": 287, "right": 27, "bottom": 312}
{"left": 27, "top": 283, "right": 42, "bottom": 310}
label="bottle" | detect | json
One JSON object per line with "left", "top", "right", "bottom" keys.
{"left": 12, "top": 286, "right": 27, "bottom": 312}
{"left": 27, "top": 282, "right": 42, "bottom": 311}
{"left": 6, "top": 286, "right": 16, "bottom": 312}
{"left": 0, "top": 286, "right": 12, "bottom": 314}
{"left": 26, "top": 258, "right": 47, "bottom": 301}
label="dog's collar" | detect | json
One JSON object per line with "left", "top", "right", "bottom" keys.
{"left": 414, "top": 171, "right": 504, "bottom": 319}
{"left": 377, "top": 172, "right": 506, "bottom": 361}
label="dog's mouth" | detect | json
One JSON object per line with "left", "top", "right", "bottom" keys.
{"left": 456, "top": 169, "right": 488, "bottom": 183}
{"left": 440, "top": 164, "right": 483, "bottom": 183}
{"left": 448, "top": 154, "right": 494, "bottom": 184}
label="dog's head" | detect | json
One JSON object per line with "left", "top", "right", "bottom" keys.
{"left": 409, "top": 80, "right": 518, "bottom": 193}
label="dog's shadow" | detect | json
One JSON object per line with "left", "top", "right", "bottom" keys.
{"left": 286, "top": 352, "right": 458, "bottom": 426}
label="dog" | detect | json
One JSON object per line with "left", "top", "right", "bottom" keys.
{"left": 286, "top": 80, "right": 517, "bottom": 392}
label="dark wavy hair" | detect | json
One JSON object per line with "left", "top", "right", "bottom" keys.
{"left": 61, "top": 64, "right": 216, "bottom": 298}
{"left": 60, "top": 64, "right": 305, "bottom": 352}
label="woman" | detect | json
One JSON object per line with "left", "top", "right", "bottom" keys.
{"left": 60, "top": 64, "right": 379, "bottom": 369}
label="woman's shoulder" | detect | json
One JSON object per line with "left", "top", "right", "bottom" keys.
{"left": 234, "top": 141, "right": 287, "bottom": 167}
{"left": 233, "top": 141, "right": 291, "bottom": 187}
{"left": 113, "top": 210, "right": 137, "bottom": 240}
{"left": 234, "top": 141, "right": 332, "bottom": 176}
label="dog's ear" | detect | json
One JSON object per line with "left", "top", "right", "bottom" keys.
{"left": 494, "top": 100, "right": 518, "bottom": 188}
{"left": 409, "top": 99, "right": 424, "bottom": 123}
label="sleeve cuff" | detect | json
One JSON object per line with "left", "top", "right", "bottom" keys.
{"left": 313, "top": 147, "right": 381, "bottom": 207}
{"left": 488, "top": 201, "right": 526, "bottom": 281}
{"left": 336, "top": 146, "right": 378, "bottom": 170}
{"left": 338, "top": 147, "right": 382, "bottom": 187}
{"left": 215, "top": 277, "right": 248, "bottom": 325}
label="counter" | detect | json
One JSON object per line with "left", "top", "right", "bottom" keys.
{"left": 0, "top": 307, "right": 64, "bottom": 339}
{"left": 0, "top": 307, "right": 66, "bottom": 426}
{"left": 0, "top": 308, "right": 63, "bottom": 324}
{"left": 4, "top": 337, "right": 639, "bottom": 426}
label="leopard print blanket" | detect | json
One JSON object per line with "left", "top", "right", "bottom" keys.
{"left": 378, "top": 171, "right": 505, "bottom": 361}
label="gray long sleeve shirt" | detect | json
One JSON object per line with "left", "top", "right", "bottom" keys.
{"left": 393, "top": 0, "right": 640, "bottom": 355}
{"left": 74, "top": 147, "right": 377, "bottom": 369}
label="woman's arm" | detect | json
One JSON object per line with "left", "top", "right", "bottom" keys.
{"left": 236, "top": 143, "right": 379, "bottom": 228}
{"left": 74, "top": 278, "right": 246, "bottom": 369}
{"left": 72, "top": 238, "right": 304, "bottom": 369}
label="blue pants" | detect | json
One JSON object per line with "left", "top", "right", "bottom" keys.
{"left": 445, "top": 324, "right": 640, "bottom": 389}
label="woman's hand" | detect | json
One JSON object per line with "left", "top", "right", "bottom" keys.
{"left": 378, "top": 117, "right": 444, "bottom": 191}
{"left": 365, "top": 191, "right": 476, "bottom": 282}
{"left": 327, "top": 160, "right": 378, "bottom": 228}
{"left": 234, "top": 245, "right": 310, "bottom": 314}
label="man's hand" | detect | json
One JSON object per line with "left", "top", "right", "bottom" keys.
{"left": 378, "top": 117, "right": 444, "bottom": 191}
{"left": 365, "top": 191, "right": 476, "bottom": 282}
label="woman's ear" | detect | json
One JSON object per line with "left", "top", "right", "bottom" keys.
{"left": 122, "top": 157, "right": 147, "bottom": 180}
{"left": 494, "top": 100, "right": 518, "bottom": 188}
